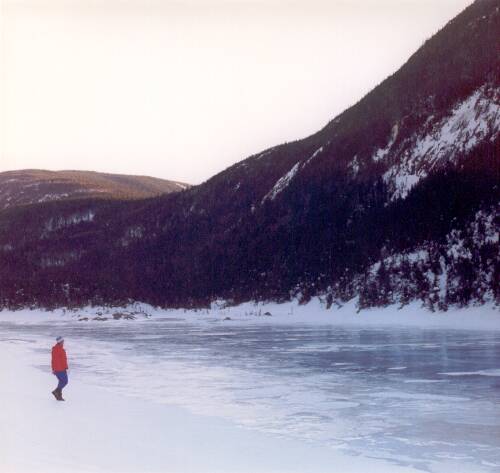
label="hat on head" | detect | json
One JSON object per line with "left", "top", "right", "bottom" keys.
{"left": 56, "top": 336, "right": 64, "bottom": 344}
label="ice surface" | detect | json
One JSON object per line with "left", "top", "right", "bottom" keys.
{"left": 1, "top": 304, "right": 499, "bottom": 473}
{"left": 5, "top": 343, "right": 407, "bottom": 473}
{"left": 439, "top": 369, "right": 500, "bottom": 377}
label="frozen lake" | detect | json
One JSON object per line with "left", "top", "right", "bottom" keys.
{"left": 1, "top": 316, "right": 500, "bottom": 472}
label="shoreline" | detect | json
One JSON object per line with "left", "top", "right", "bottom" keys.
{"left": 0, "top": 299, "right": 499, "bottom": 331}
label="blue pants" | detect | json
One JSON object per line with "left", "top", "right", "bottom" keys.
{"left": 54, "top": 370, "right": 68, "bottom": 391}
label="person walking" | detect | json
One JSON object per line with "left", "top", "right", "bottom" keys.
{"left": 51, "top": 336, "right": 68, "bottom": 401}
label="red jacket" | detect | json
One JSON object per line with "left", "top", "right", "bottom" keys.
{"left": 52, "top": 344, "right": 68, "bottom": 372}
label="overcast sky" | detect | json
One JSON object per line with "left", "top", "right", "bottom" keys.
{"left": 0, "top": 0, "right": 472, "bottom": 184}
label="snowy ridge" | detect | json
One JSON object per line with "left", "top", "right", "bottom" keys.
{"left": 383, "top": 85, "right": 500, "bottom": 201}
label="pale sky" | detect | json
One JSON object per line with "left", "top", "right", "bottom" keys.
{"left": 0, "top": 0, "right": 473, "bottom": 184}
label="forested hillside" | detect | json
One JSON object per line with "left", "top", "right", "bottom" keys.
{"left": 0, "top": 0, "right": 498, "bottom": 311}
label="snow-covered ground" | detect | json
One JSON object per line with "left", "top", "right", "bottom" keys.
{"left": 1, "top": 298, "right": 499, "bottom": 329}
{"left": 1, "top": 300, "right": 499, "bottom": 473}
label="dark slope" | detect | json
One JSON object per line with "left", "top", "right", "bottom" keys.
{"left": 0, "top": 0, "right": 498, "bottom": 310}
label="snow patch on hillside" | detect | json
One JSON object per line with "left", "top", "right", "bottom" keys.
{"left": 38, "top": 193, "right": 70, "bottom": 203}
{"left": 40, "top": 251, "right": 82, "bottom": 268}
{"left": 43, "top": 210, "right": 95, "bottom": 234}
{"left": 262, "top": 161, "right": 301, "bottom": 203}
{"left": 362, "top": 205, "right": 499, "bottom": 309}
{"left": 304, "top": 146, "right": 324, "bottom": 166}
{"left": 119, "top": 225, "right": 145, "bottom": 247}
{"left": 262, "top": 144, "right": 330, "bottom": 203}
{"left": 255, "top": 150, "right": 272, "bottom": 160}
{"left": 383, "top": 85, "right": 500, "bottom": 201}
{"left": 349, "top": 155, "right": 360, "bottom": 176}
{"left": 373, "top": 124, "right": 399, "bottom": 162}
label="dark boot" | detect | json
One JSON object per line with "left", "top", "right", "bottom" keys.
{"left": 52, "top": 389, "right": 60, "bottom": 400}
{"left": 58, "top": 390, "right": 65, "bottom": 401}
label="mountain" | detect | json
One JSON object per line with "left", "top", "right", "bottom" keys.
{"left": 0, "top": 170, "right": 190, "bottom": 210}
{"left": 0, "top": 0, "right": 498, "bottom": 310}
